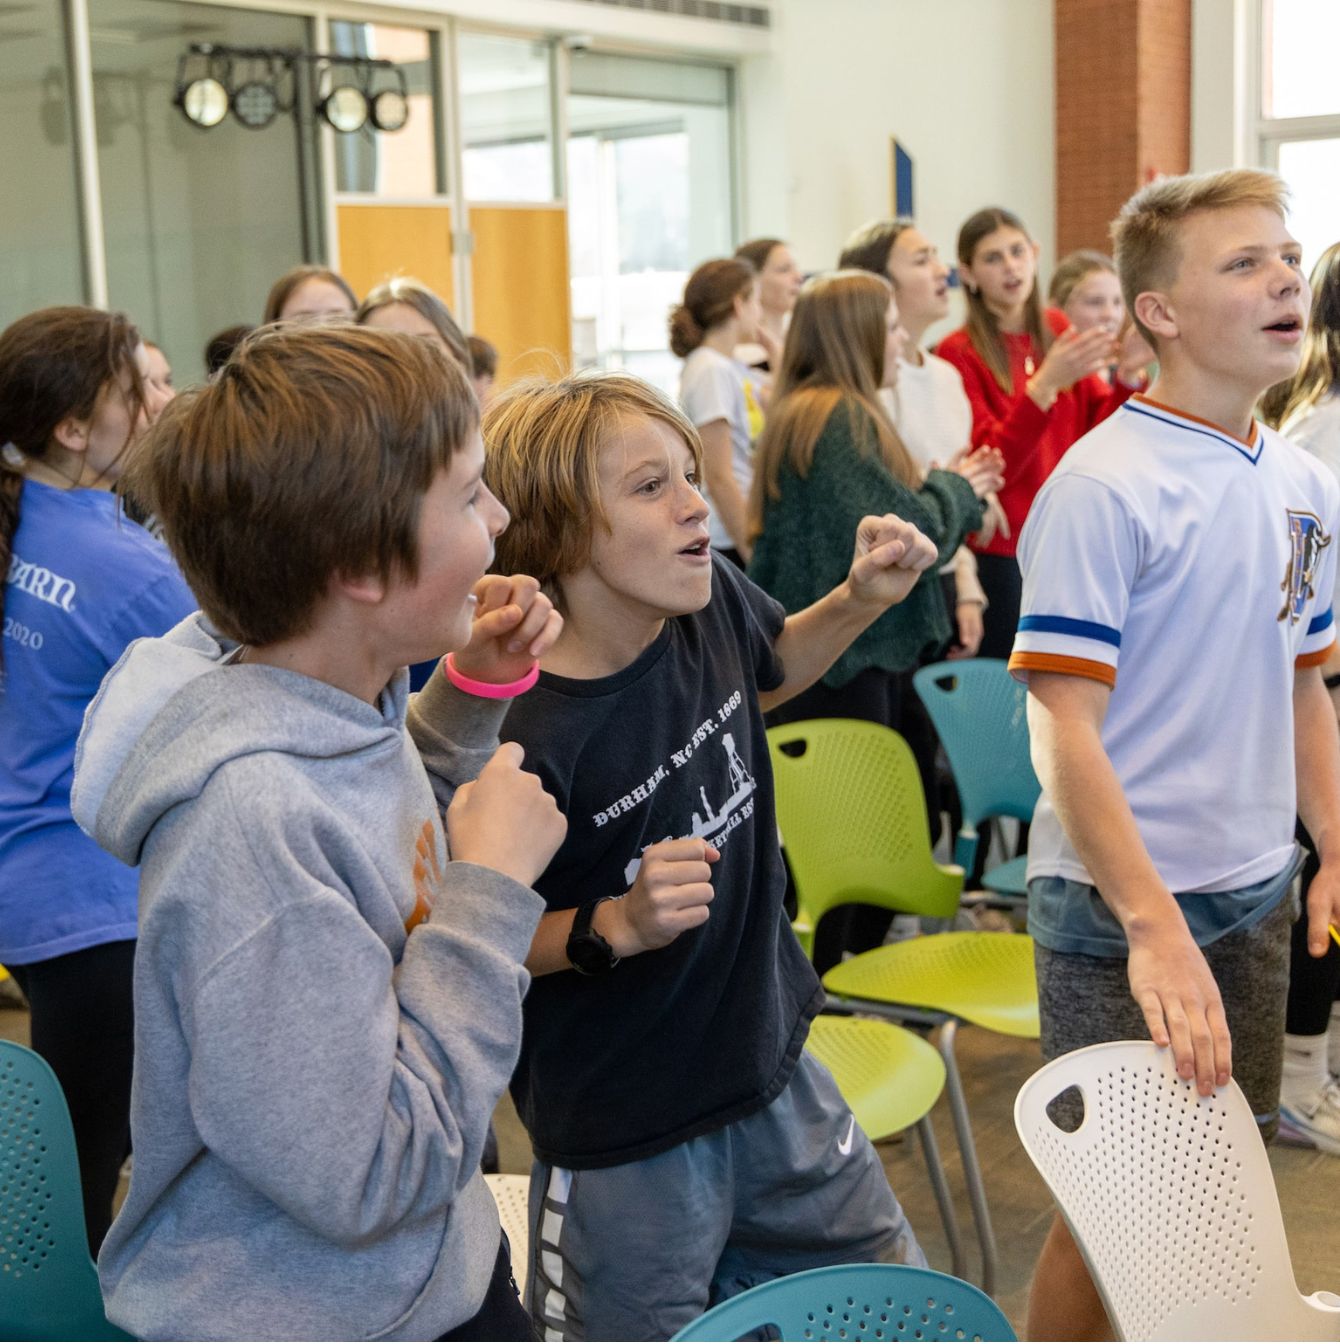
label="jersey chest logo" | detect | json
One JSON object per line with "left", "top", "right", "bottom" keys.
{"left": 1279, "top": 509, "right": 1332, "bottom": 625}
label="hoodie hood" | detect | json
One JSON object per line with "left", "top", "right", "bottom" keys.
{"left": 73, "top": 612, "right": 409, "bottom": 865}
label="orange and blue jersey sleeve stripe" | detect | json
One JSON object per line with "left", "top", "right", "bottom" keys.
{"left": 1297, "top": 608, "right": 1335, "bottom": 669}
{"left": 1009, "top": 614, "right": 1121, "bottom": 688}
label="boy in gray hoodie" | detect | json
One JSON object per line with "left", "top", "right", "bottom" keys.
{"left": 71, "top": 325, "right": 566, "bottom": 1341}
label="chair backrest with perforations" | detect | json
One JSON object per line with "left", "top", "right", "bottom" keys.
{"left": 767, "top": 719, "right": 964, "bottom": 937}
{"left": 1014, "top": 1040, "right": 1340, "bottom": 1341}
{"left": 912, "top": 660, "right": 1039, "bottom": 829}
{"left": 0, "top": 1041, "right": 128, "bottom": 1341}
{"left": 670, "top": 1262, "right": 1016, "bottom": 1341}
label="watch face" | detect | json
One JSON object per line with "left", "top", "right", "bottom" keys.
{"left": 323, "top": 84, "right": 368, "bottom": 134}
{"left": 182, "top": 77, "right": 228, "bottom": 128}
{"left": 568, "top": 929, "right": 618, "bottom": 975}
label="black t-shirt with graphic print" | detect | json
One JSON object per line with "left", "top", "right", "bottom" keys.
{"left": 503, "top": 555, "right": 824, "bottom": 1169}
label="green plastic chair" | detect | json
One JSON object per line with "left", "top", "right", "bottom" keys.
{"left": 0, "top": 1041, "right": 132, "bottom": 1341}
{"left": 670, "top": 1261, "right": 1017, "bottom": 1341}
{"left": 806, "top": 1015, "right": 966, "bottom": 1278}
{"left": 769, "top": 719, "right": 1040, "bottom": 1298}
{"left": 912, "top": 659, "right": 1040, "bottom": 902}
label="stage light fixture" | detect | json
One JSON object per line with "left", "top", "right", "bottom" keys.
{"left": 178, "top": 75, "right": 228, "bottom": 128}
{"left": 370, "top": 87, "right": 409, "bottom": 132}
{"left": 232, "top": 78, "right": 278, "bottom": 129}
{"left": 320, "top": 82, "right": 368, "bottom": 133}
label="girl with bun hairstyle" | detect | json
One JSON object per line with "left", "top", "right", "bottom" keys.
{"left": 0, "top": 306, "right": 192, "bottom": 1251}
{"left": 937, "top": 207, "right": 1150, "bottom": 657}
{"left": 672, "top": 257, "right": 766, "bottom": 564}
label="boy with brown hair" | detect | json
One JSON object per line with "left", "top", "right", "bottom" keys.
{"left": 410, "top": 371, "right": 937, "bottom": 1341}
{"left": 71, "top": 324, "right": 566, "bottom": 1341}
{"left": 1009, "top": 169, "right": 1340, "bottom": 1337}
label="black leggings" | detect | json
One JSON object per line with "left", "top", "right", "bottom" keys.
{"left": 8, "top": 939, "right": 136, "bottom": 1255}
{"left": 1287, "top": 832, "right": 1340, "bottom": 1035}
{"left": 973, "top": 553, "right": 1022, "bottom": 661}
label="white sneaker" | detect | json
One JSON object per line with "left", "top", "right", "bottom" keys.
{"left": 1278, "top": 1080, "right": 1340, "bottom": 1155}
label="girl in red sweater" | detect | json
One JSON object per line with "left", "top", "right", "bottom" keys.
{"left": 937, "top": 207, "right": 1150, "bottom": 656}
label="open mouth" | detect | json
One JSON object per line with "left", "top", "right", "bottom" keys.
{"left": 680, "top": 538, "right": 711, "bottom": 557}
{"left": 1265, "top": 317, "right": 1302, "bottom": 333}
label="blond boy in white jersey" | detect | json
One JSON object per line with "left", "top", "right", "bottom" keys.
{"left": 1009, "top": 170, "right": 1340, "bottom": 1339}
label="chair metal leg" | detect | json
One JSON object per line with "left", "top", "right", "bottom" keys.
{"left": 937, "top": 1018, "right": 998, "bottom": 1298}
{"left": 915, "top": 1114, "right": 965, "bottom": 1281}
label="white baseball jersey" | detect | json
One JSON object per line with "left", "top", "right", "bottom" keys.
{"left": 1010, "top": 394, "right": 1340, "bottom": 895}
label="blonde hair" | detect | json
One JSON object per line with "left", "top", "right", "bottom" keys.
{"left": 1048, "top": 249, "right": 1117, "bottom": 309}
{"left": 484, "top": 371, "right": 701, "bottom": 608}
{"left": 749, "top": 271, "right": 918, "bottom": 540}
{"left": 1112, "top": 169, "right": 1290, "bottom": 346}
{"left": 957, "top": 207, "right": 1053, "bottom": 394}
{"left": 356, "top": 277, "right": 473, "bottom": 375}
{"left": 1262, "top": 241, "right": 1340, "bottom": 432}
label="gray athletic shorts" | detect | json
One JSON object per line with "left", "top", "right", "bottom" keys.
{"left": 524, "top": 1050, "right": 925, "bottom": 1341}
{"left": 1034, "top": 887, "right": 1297, "bottom": 1138}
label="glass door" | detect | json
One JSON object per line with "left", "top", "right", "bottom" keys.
{"left": 566, "top": 51, "right": 735, "bottom": 395}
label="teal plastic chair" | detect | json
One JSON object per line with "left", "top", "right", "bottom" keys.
{"left": 769, "top": 719, "right": 1039, "bottom": 1297}
{"left": 0, "top": 1041, "right": 132, "bottom": 1341}
{"left": 806, "top": 1015, "right": 965, "bottom": 1279}
{"left": 912, "top": 659, "right": 1040, "bottom": 901}
{"left": 670, "top": 1262, "right": 1017, "bottom": 1341}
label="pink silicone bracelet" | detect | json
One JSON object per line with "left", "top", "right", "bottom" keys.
{"left": 443, "top": 652, "right": 540, "bottom": 700}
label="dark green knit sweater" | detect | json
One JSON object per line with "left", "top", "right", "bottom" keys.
{"left": 748, "top": 400, "right": 984, "bottom": 688}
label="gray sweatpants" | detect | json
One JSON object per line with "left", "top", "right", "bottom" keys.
{"left": 524, "top": 1050, "right": 924, "bottom": 1341}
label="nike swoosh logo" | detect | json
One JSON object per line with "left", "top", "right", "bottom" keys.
{"left": 837, "top": 1115, "right": 856, "bottom": 1156}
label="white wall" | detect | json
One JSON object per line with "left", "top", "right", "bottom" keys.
{"left": 1190, "top": 0, "right": 1252, "bottom": 173}
{"left": 737, "top": 0, "right": 1055, "bottom": 330}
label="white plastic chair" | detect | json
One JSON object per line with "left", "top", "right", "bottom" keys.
{"left": 1014, "top": 1040, "right": 1340, "bottom": 1341}
{"left": 484, "top": 1172, "right": 531, "bottom": 1299}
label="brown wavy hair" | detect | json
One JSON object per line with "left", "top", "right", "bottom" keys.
{"left": 669, "top": 258, "right": 756, "bottom": 358}
{"left": 957, "top": 207, "right": 1052, "bottom": 394}
{"left": 0, "top": 306, "right": 145, "bottom": 631}
{"left": 749, "top": 271, "right": 917, "bottom": 540}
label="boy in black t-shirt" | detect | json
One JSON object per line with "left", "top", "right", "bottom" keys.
{"left": 409, "top": 372, "right": 935, "bottom": 1341}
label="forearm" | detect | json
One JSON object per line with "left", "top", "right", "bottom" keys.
{"left": 759, "top": 580, "right": 881, "bottom": 713}
{"left": 1296, "top": 665, "right": 1340, "bottom": 860}
{"left": 1029, "top": 688, "right": 1185, "bottom": 942}
{"left": 525, "top": 897, "right": 642, "bottom": 976}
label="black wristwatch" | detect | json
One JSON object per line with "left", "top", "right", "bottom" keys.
{"left": 567, "top": 897, "right": 621, "bottom": 975}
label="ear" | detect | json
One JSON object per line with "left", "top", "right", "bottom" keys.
{"left": 332, "top": 570, "right": 389, "bottom": 607}
{"left": 1133, "top": 290, "right": 1177, "bottom": 342}
{"left": 51, "top": 415, "right": 89, "bottom": 456}
{"left": 958, "top": 261, "right": 978, "bottom": 296}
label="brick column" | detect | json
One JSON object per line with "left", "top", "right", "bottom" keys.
{"left": 1055, "top": 0, "right": 1191, "bottom": 258}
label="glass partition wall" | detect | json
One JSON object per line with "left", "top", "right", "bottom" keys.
{"left": 90, "top": 1, "right": 313, "bottom": 382}
{"left": 33, "top": 0, "right": 738, "bottom": 389}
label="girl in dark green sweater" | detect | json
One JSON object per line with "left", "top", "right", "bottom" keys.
{"left": 748, "top": 269, "right": 1002, "bottom": 968}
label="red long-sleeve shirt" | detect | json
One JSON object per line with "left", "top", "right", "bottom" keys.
{"left": 935, "top": 308, "right": 1134, "bottom": 557}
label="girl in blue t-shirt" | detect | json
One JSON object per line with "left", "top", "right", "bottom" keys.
{"left": 0, "top": 306, "right": 191, "bottom": 1251}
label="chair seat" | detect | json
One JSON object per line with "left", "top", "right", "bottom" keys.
{"left": 823, "top": 931, "right": 1040, "bottom": 1038}
{"left": 483, "top": 1173, "right": 531, "bottom": 1298}
{"left": 805, "top": 1015, "right": 945, "bottom": 1141}
{"left": 982, "top": 853, "right": 1029, "bottom": 897}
